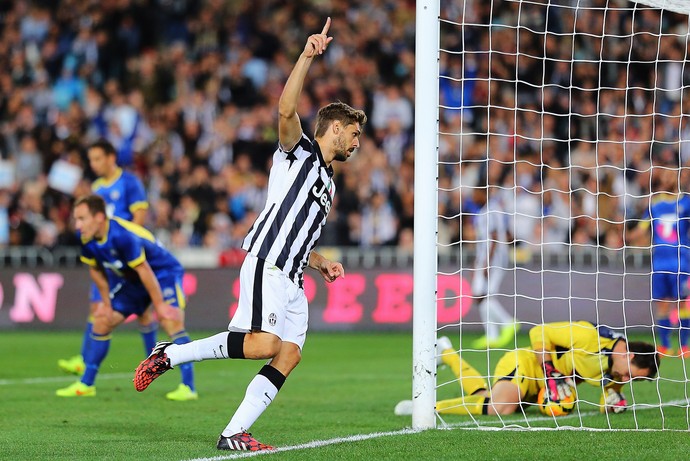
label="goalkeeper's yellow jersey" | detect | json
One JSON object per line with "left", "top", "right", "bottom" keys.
{"left": 529, "top": 321, "right": 625, "bottom": 387}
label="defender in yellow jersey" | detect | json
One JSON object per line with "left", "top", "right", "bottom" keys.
{"left": 396, "top": 321, "right": 659, "bottom": 416}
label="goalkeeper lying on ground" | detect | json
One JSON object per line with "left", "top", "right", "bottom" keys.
{"left": 396, "top": 321, "right": 659, "bottom": 416}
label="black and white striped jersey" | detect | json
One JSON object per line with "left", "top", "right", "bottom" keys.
{"left": 242, "top": 133, "right": 335, "bottom": 287}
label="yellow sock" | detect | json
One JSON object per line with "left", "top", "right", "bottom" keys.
{"left": 441, "top": 348, "right": 461, "bottom": 376}
{"left": 442, "top": 353, "right": 488, "bottom": 396}
{"left": 437, "top": 394, "right": 489, "bottom": 415}
{"left": 679, "top": 306, "right": 690, "bottom": 320}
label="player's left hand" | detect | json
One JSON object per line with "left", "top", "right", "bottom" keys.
{"left": 600, "top": 388, "right": 627, "bottom": 414}
{"left": 318, "top": 260, "right": 345, "bottom": 283}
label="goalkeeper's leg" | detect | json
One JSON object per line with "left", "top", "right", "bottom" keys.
{"left": 436, "top": 381, "right": 521, "bottom": 416}
{"left": 484, "top": 380, "right": 522, "bottom": 415}
{"left": 437, "top": 393, "right": 490, "bottom": 415}
{"left": 440, "top": 351, "right": 488, "bottom": 396}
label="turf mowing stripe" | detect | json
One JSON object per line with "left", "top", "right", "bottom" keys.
{"left": 182, "top": 398, "right": 690, "bottom": 460}
{"left": 0, "top": 372, "right": 133, "bottom": 385}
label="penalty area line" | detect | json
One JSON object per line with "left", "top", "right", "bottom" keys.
{"left": 182, "top": 427, "right": 422, "bottom": 461}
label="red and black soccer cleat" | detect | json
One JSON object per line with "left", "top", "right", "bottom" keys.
{"left": 216, "top": 432, "right": 275, "bottom": 451}
{"left": 133, "top": 341, "right": 172, "bottom": 391}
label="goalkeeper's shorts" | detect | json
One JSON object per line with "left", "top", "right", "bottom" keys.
{"left": 492, "top": 349, "right": 544, "bottom": 403}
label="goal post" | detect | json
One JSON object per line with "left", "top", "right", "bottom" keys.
{"left": 412, "top": 0, "right": 440, "bottom": 431}
{"left": 413, "top": 0, "right": 690, "bottom": 430}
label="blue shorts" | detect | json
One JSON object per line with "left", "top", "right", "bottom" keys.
{"left": 109, "top": 273, "right": 186, "bottom": 317}
{"left": 89, "top": 282, "right": 103, "bottom": 303}
{"left": 651, "top": 271, "right": 689, "bottom": 301}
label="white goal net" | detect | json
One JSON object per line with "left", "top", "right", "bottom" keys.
{"left": 413, "top": 0, "right": 690, "bottom": 430}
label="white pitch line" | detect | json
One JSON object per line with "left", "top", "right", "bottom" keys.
{"left": 183, "top": 428, "right": 422, "bottom": 461}
{"left": 442, "top": 397, "right": 690, "bottom": 431}
{"left": 0, "top": 372, "right": 133, "bottom": 386}
{"left": 182, "top": 398, "right": 690, "bottom": 461}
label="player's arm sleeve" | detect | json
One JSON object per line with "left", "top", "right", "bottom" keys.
{"left": 126, "top": 176, "right": 149, "bottom": 215}
{"left": 131, "top": 208, "right": 147, "bottom": 226}
{"left": 80, "top": 245, "right": 97, "bottom": 267}
{"left": 116, "top": 231, "right": 147, "bottom": 268}
{"left": 529, "top": 322, "right": 586, "bottom": 352}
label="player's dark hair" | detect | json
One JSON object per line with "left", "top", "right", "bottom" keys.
{"left": 89, "top": 139, "right": 117, "bottom": 157}
{"left": 628, "top": 341, "right": 660, "bottom": 378}
{"left": 314, "top": 102, "right": 367, "bottom": 137}
{"left": 74, "top": 194, "right": 107, "bottom": 217}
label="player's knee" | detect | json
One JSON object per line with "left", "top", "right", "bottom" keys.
{"left": 138, "top": 310, "right": 153, "bottom": 325}
{"left": 269, "top": 344, "right": 301, "bottom": 376}
{"left": 160, "top": 319, "right": 186, "bottom": 337}
{"left": 91, "top": 317, "right": 115, "bottom": 335}
{"left": 245, "top": 333, "right": 282, "bottom": 359}
{"left": 486, "top": 403, "right": 517, "bottom": 415}
{"left": 283, "top": 346, "right": 301, "bottom": 368}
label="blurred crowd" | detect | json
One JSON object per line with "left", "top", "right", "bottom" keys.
{"left": 437, "top": 1, "right": 690, "bottom": 259}
{"left": 0, "top": 0, "right": 416, "bottom": 251}
{"left": 1, "top": 0, "right": 690, "bottom": 260}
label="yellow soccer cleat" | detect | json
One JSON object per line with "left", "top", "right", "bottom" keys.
{"left": 56, "top": 381, "right": 96, "bottom": 397}
{"left": 487, "top": 322, "right": 522, "bottom": 349}
{"left": 166, "top": 384, "right": 198, "bottom": 401}
{"left": 57, "top": 355, "right": 85, "bottom": 376}
{"left": 471, "top": 335, "right": 489, "bottom": 349}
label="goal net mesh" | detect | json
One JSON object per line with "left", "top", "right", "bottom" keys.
{"left": 435, "top": 0, "right": 690, "bottom": 430}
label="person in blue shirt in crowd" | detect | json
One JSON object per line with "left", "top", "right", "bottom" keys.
{"left": 57, "top": 140, "right": 159, "bottom": 387}
{"left": 56, "top": 194, "right": 196, "bottom": 400}
{"left": 629, "top": 161, "right": 690, "bottom": 357}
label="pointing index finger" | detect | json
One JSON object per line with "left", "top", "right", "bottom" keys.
{"left": 321, "top": 17, "right": 331, "bottom": 35}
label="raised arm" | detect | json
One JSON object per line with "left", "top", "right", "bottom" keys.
{"left": 278, "top": 17, "right": 333, "bottom": 151}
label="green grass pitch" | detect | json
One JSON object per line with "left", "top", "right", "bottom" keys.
{"left": 1, "top": 330, "right": 689, "bottom": 460}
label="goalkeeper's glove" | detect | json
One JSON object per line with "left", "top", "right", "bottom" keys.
{"left": 600, "top": 388, "right": 627, "bottom": 414}
{"left": 543, "top": 361, "right": 575, "bottom": 402}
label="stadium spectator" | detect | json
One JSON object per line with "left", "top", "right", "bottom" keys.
{"left": 1, "top": 0, "right": 688, "bottom": 260}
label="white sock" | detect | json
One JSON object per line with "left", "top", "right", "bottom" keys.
{"left": 222, "top": 374, "right": 278, "bottom": 436}
{"left": 478, "top": 299, "right": 499, "bottom": 340}
{"left": 166, "top": 332, "right": 230, "bottom": 367}
{"left": 487, "top": 298, "right": 512, "bottom": 326}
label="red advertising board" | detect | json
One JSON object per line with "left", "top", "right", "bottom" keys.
{"left": 0, "top": 266, "right": 655, "bottom": 331}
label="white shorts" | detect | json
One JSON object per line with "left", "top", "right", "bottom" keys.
{"left": 471, "top": 266, "right": 507, "bottom": 297}
{"left": 228, "top": 253, "right": 308, "bottom": 349}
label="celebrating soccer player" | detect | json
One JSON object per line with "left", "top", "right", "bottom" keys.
{"left": 56, "top": 195, "right": 196, "bottom": 400}
{"left": 395, "top": 321, "right": 659, "bottom": 417}
{"left": 133, "top": 17, "right": 366, "bottom": 451}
